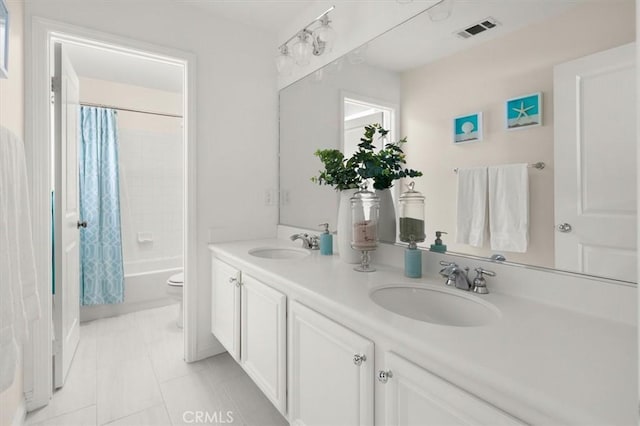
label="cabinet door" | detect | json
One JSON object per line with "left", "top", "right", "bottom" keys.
{"left": 211, "top": 257, "right": 241, "bottom": 360}
{"left": 289, "top": 301, "right": 374, "bottom": 426}
{"left": 380, "top": 352, "right": 525, "bottom": 426}
{"left": 240, "top": 274, "right": 287, "bottom": 414}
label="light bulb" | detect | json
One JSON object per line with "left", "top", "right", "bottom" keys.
{"left": 276, "top": 46, "right": 294, "bottom": 75}
{"left": 313, "top": 19, "right": 336, "bottom": 54}
{"left": 291, "top": 32, "right": 313, "bottom": 66}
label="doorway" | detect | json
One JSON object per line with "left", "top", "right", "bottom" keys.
{"left": 26, "top": 18, "right": 197, "bottom": 410}
{"left": 342, "top": 94, "right": 397, "bottom": 159}
{"left": 51, "top": 38, "right": 187, "bottom": 388}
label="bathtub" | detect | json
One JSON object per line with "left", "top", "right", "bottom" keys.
{"left": 80, "top": 266, "right": 182, "bottom": 322}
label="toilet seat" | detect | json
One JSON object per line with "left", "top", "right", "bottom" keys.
{"left": 166, "top": 271, "right": 184, "bottom": 329}
{"left": 167, "top": 272, "right": 184, "bottom": 287}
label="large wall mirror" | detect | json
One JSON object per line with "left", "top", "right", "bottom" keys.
{"left": 279, "top": 0, "right": 637, "bottom": 284}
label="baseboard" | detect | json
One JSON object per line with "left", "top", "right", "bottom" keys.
{"left": 12, "top": 398, "right": 26, "bottom": 426}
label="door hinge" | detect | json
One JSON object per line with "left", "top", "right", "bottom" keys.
{"left": 51, "top": 76, "right": 60, "bottom": 93}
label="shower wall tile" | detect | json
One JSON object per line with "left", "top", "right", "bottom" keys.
{"left": 118, "top": 128, "right": 183, "bottom": 274}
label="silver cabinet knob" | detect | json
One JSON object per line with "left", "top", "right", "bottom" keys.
{"left": 557, "top": 223, "right": 572, "bottom": 233}
{"left": 353, "top": 354, "right": 366, "bottom": 366}
{"left": 228, "top": 277, "right": 239, "bottom": 287}
{"left": 77, "top": 220, "right": 87, "bottom": 229}
{"left": 377, "top": 370, "right": 392, "bottom": 383}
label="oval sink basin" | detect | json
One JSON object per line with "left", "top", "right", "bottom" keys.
{"left": 248, "top": 247, "right": 310, "bottom": 260}
{"left": 370, "top": 285, "right": 500, "bottom": 327}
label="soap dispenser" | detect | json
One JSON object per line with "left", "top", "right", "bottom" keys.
{"left": 318, "top": 223, "right": 333, "bottom": 256}
{"left": 429, "top": 231, "right": 448, "bottom": 253}
{"left": 399, "top": 182, "right": 425, "bottom": 278}
{"left": 404, "top": 238, "right": 422, "bottom": 278}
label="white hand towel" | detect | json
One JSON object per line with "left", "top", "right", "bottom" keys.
{"left": 455, "top": 167, "right": 488, "bottom": 248}
{"left": 0, "top": 126, "right": 42, "bottom": 392}
{"left": 488, "top": 163, "right": 529, "bottom": 253}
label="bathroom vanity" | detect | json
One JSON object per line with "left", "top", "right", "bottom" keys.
{"left": 209, "top": 238, "right": 636, "bottom": 425}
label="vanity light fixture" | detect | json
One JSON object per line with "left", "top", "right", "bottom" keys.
{"left": 277, "top": 6, "right": 335, "bottom": 74}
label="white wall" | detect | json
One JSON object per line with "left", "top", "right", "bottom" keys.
{"left": 401, "top": 1, "right": 635, "bottom": 267}
{"left": 277, "top": 0, "right": 438, "bottom": 89}
{"left": 0, "top": 0, "right": 26, "bottom": 424}
{"left": 25, "top": 1, "right": 279, "bottom": 360}
{"left": 280, "top": 60, "right": 400, "bottom": 230}
{"left": 80, "top": 77, "right": 184, "bottom": 275}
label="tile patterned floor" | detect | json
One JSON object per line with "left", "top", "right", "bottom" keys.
{"left": 26, "top": 304, "right": 288, "bottom": 426}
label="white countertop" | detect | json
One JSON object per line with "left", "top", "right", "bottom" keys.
{"left": 208, "top": 239, "right": 637, "bottom": 425}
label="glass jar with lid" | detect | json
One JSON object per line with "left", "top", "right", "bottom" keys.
{"left": 350, "top": 184, "right": 379, "bottom": 272}
{"left": 399, "top": 181, "right": 425, "bottom": 244}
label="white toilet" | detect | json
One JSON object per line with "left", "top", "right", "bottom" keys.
{"left": 166, "top": 272, "right": 184, "bottom": 328}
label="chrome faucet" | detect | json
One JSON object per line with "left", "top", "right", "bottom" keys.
{"left": 439, "top": 261, "right": 494, "bottom": 293}
{"left": 439, "top": 261, "right": 458, "bottom": 280}
{"left": 290, "top": 233, "right": 320, "bottom": 250}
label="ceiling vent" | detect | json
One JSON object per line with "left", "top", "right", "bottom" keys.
{"left": 455, "top": 17, "right": 500, "bottom": 39}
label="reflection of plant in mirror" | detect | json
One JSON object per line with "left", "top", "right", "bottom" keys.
{"left": 311, "top": 149, "right": 361, "bottom": 190}
{"left": 311, "top": 124, "right": 422, "bottom": 191}
{"left": 354, "top": 124, "right": 423, "bottom": 190}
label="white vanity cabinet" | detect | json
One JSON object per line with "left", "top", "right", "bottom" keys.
{"left": 289, "top": 301, "right": 375, "bottom": 426}
{"left": 211, "top": 257, "right": 287, "bottom": 415}
{"left": 377, "top": 352, "right": 525, "bottom": 426}
{"left": 211, "top": 258, "right": 241, "bottom": 360}
{"left": 240, "top": 274, "right": 287, "bottom": 414}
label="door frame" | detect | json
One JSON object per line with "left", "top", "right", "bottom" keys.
{"left": 25, "top": 17, "right": 198, "bottom": 410}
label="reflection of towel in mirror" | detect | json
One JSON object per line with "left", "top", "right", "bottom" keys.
{"left": 0, "top": 126, "right": 42, "bottom": 392}
{"left": 488, "top": 164, "right": 529, "bottom": 253}
{"left": 455, "top": 167, "right": 488, "bottom": 248}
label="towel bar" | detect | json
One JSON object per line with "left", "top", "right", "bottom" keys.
{"left": 453, "top": 162, "right": 545, "bottom": 173}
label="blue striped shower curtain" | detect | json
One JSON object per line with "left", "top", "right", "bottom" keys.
{"left": 79, "top": 107, "right": 124, "bottom": 305}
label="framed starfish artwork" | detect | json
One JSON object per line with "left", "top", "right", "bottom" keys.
{"left": 505, "top": 92, "right": 542, "bottom": 130}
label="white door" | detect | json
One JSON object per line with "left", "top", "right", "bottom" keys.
{"left": 553, "top": 43, "right": 637, "bottom": 282}
{"left": 52, "top": 43, "right": 81, "bottom": 388}
{"left": 210, "top": 257, "right": 241, "bottom": 360}
{"left": 343, "top": 112, "right": 384, "bottom": 159}
{"left": 380, "top": 352, "right": 524, "bottom": 426}
{"left": 289, "top": 301, "right": 374, "bottom": 426}
{"left": 240, "top": 275, "right": 287, "bottom": 414}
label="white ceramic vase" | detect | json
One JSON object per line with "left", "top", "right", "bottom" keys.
{"left": 337, "top": 189, "right": 360, "bottom": 264}
{"left": 376, "top": 188, "right": 397, "bottom": 243}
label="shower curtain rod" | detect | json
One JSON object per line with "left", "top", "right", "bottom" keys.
{"left": 80, "top": 102, "right": 183, "bottom": 119}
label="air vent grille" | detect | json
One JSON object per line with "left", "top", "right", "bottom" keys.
{"left": 456, "top": 17, "right": 500, "bottom": 39}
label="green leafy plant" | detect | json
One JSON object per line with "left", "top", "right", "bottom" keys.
{"left": 352, "top": 124, "right": 423, "bottom": 190}
{"left": 310, "top": 149, "right": 361, "bottom": 191}
{"left": 311, "top": 123, "right": 422, "bottom": 191}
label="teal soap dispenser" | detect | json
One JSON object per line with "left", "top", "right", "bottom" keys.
{"left": 399, "top": 182, "right": 425, "bottom": 278}
{"left": 404, "top": 239, "right": 422, "bottom": 278}
{"left": 318, "top": 223, "right": 333, "bottom": 255}
{"left": 429, "top": 231, "right": 448, "bottom": 253}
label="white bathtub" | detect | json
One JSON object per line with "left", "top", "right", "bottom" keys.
{"left": 80, "top": 267, "right": 182, "bottom": 322}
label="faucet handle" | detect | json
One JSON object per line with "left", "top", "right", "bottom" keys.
{"left": 475, "top": 267, "right": 495, "bottom": 277}
{"left": 439, "top": 260, "right": 457, "bottom": 267}
{"left": 472, "top": 268, "right": 495, "bottom": 294}
{"left": 309, "top": 235, "right": 320, "bottom": 250}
